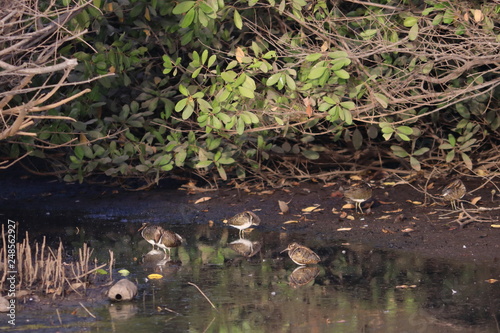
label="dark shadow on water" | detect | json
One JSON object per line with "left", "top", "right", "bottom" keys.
{"left": 2, "top": 213, "right": 500, "bottom": 333}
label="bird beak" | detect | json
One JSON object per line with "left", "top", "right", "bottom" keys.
{"left": 280, "top": 247, "right": 290, "bottom": 254}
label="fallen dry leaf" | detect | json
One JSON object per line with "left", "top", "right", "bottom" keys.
{"left": 382, "top": 228, "right": 395, "bottom": 234}
{"left": 339, "top": 211, "right": 348, "bottom": 218}
{"left": 490, "top": 224, "right": 500, "bottom": 229}
{"left": 323, "top": 182, "right": 337, "bottom": 188}
{"left": 302, "top": 205, "right": 320, "bottom": 212}
{"left": 485, "top": 279, "right": 498, "bottom": 284}
{"left": 395, "top": 284, "right": 417, "bottom": 289}
{"left": 346, "top": 215, "right": 355, "bottom": 220}
{"left": 383, "top": 208, "right": 403, "bottom": 213}
{"left": 376, "top": 215, "right": 392, "bottom": 220}
{"left": 278, "top": 200, "right": 290, "bottom": 214}
{"left": 342, "top": 203, "right": 355, "bottom": 210}
{"left": 401, "top": 228, "right": 414, "bottom": 233}
{"left": 470, "top": 196, "right": 481, "bottom": 205}
{"left": 378, "top": 201, "right": 396, "bottom": 205}
{"left": 283, "top": 220, "right": 299, "bottom": 224}
{"left": 194, "top": 196, "right": 212, "bottom": 204}
{"left": 406, "top": 200, "right": 422, "bottom": 205}
{"left": 332, "top": 208, "right": 341, "bottom": 214}
{"left": 337, "top": 227, "right": 352, "bottom": 231}
{"left": 258, "top": 190, "right": 275, "bottom": 195}
{"left": 350, "top": 175, "right": 363, "bottom": 181}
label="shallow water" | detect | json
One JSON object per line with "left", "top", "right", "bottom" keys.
{"left": 3, "top": 216, "right": 500, "bottom": 332}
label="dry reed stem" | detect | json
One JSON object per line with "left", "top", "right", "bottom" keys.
{"left": 0, "top": 230, "right": 113, "bottom": 295}
{"left": 187, "top": 282, "right": 218, "bottom": 311}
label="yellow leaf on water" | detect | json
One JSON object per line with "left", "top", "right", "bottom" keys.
{"left": 302, "top": 205, "right": 320, "bottom": 212}
{"left": 283, "top": 220, "right": 299, "bottom": 224}
{"left": 148, "top": 274, "right": 163, "bottom": 280}
{"left": 194, "top": 197, "right": 212, "bottom": 204}
{"left": 470, "top": 196, "right": 481, "bottom": 205}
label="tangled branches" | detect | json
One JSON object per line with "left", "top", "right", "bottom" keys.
{"left": 0, "top": 0, "right": 106, "bottom": 168}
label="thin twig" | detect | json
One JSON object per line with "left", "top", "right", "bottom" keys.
{"left": 79, "top": 302, "right": 96, "bottom": 319}
{"left": 56, "top": 308, "right": 63, "bottom": 325}
{"left": 187, "top": 282, "right": 218, "bottom": 311}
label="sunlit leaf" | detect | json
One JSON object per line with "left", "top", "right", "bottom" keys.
{"left": 302, "top": 205, "right": 320, "bottom": 212}
{"left": 96, "top": 269, "right": 108, "bottom": 275}
{"left": 118, "top": 269, "right": 130, "bottom": 277}
{"left": 194, "top": 196, "right": 212, "bottom": 204}
{"left": 233, "top": 9, "right": 242, "bottom": 29}
{"left": 148, "top": 274, "right": 163, "bottom": 280}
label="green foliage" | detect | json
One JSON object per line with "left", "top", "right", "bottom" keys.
{"left": 4, "top": 0, "right": 499, "bottom": 184}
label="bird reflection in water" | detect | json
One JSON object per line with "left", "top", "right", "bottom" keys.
{"left": 228, "top": 238, "right": 262, "bottom": 258}
{"left": 288, "top": 266, "right": 320, "bottom": 288}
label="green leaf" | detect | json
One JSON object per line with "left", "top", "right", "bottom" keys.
{"left": 398, "top": 133, "right": 411, "bottom": 141}
{"left": 238, "top": 86, "right": 254, "bottom": 98}
{"left": 446, "top": 150, "right": 455, "bottom": 162}
{"left": 196, "top": 160, "right": 213, "bottom": 168}
{"left": 408, "top": 24, "right": 419, "bottom": 41}
{"left": 413, "top": 147, "right": 429, "bottom": 156}
{"left": 234, "top": 10, "right": 242, "bottom": 29}
{"left": 404, "top": 16, "right": 418, "bottom": 27}
{"left": 221, "top": 71, "right": 237, "bottom": 83}
{"left": 334, "top": 69, "right": 350, "bottom": 79}
{"left": 136, "top": 164, "right": 149, "bottom": 172}
{"left": 374, "top": 93, "right": 388, "bottom": 108}
{"left": 74, "top": 146, "right": 85, "bottom": 160}
{"left": 266, "top": 73, "right": 282, "bottom": 86}
{"left": 396, "top": 126, "right": 413, "bottom": 135}
{"left": 422, "top": 61, "right": 434, "bottom": 74}
{"left": 410, "top": 156, "right": 421, "bottom": 171}
{"left": 359, "top": 29, "right": 378, "bottom": 39}
{"left": 172, "top": 1, "right": 195, "bottom": 14}
{"left": 96, "top": 269, "right": 108, "bottom": 275}
{"left": 301, "top": 150, "right": 320, "bottom": 160}
{"left": 285, "top": 74, "right": 296, "bottom": 90}
{"left": 175, "top": 150, "right": 187, "bottom": 166}
{"left": 118, "top": 269, "right": 130, "bottom": 277}
{"left": 182, "top": 104, "right": 194, "bottom": 119}
{"left": 352, "top": 128, "right": 363, "bottom": 150}
{"left": 328, "top": 51, "right": 348, "bottom": 59}
{"left": 306, "top": 53, "right": 323, "bottom": 61}
{"left": 308, "top": 66, "right": 327, "bottom": 79}
{"left": 391, "top": 145, "right": 409, "bottom": 158}
{"left": 217, "top": 165, "right": 227, "bottom": 180}
{"left": 461, "top": 153, "right": 472, "bottom": 170}
{"left": 218, "top": 157, "right": 235, "bottom": 164}
{"left": 180, "top": 8, "right": 195, "bottom": 28}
